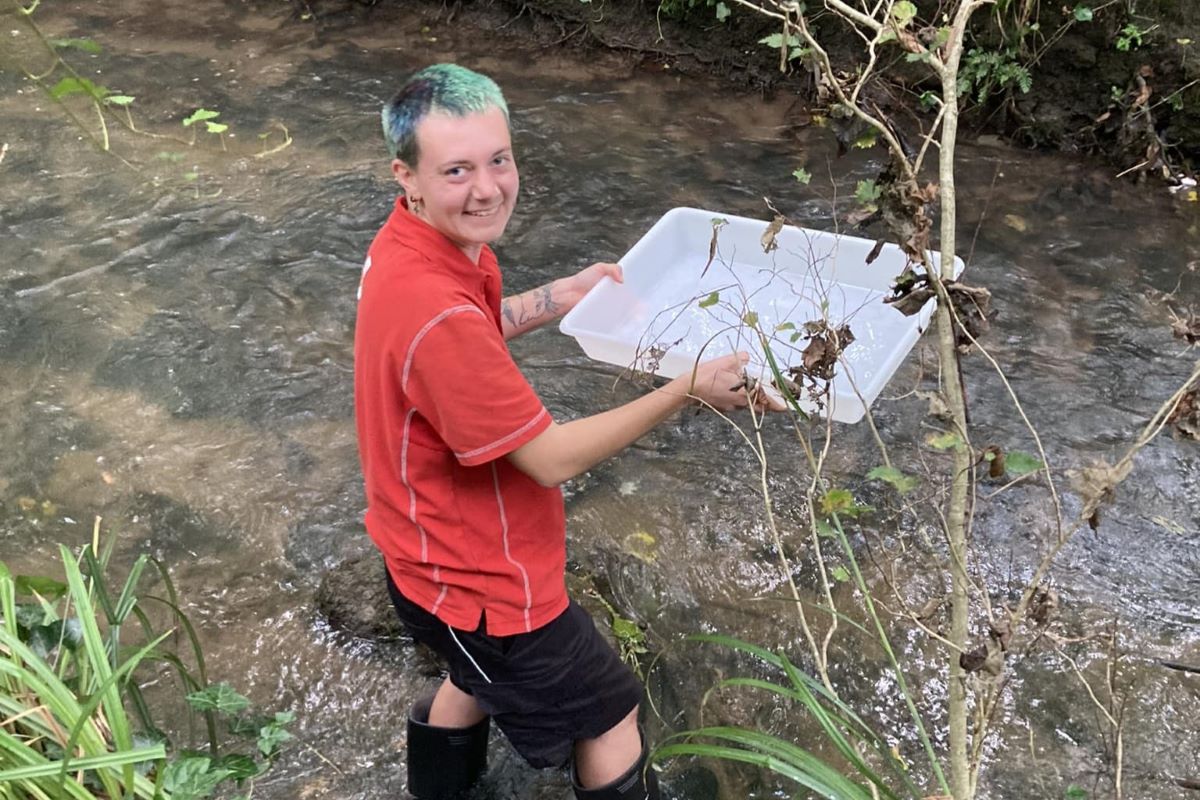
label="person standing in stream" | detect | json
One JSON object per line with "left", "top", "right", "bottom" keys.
{"left": 354, "top": 63, "right": 778, "bottom": 800}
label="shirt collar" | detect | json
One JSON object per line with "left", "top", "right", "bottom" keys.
{"left": 385, "top": 196, "right": 498, "bottom": 283}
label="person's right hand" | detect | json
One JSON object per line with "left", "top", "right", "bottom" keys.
{"left": 676, "top": 352, "right": 784, "bottom": 413}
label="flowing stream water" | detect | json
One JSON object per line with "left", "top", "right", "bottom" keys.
{"left": 1, "top": 1, "right": 1198, "bottom": 798}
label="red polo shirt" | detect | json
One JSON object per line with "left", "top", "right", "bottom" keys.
{"left": 354, "top": 198, "right": 568, "bottom": 636}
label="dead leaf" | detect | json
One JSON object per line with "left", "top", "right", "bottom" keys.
{"left": 982, "top": 445, "right": 1006, "bottom": 479}
{"left": 916, "top": 390, "right": 952, "bottom": 420}
{"left": 1029, "top": 587, "right": 1059, "bottom": 626}
{"left": 1167, "top": 384, "right": 1200, "bottom": 439}
{"left": 101, "top": 471, "right": 116, "bottom": 485}
{"left": 1069, "top": 458, "right": 1134, "bottom": 525}
{"left": 1002, "top": 214, "right": 1028, "bottom": 232}
{"left": 761, "top": 215, "right": 785, "bottom": 253}
{"left": 1170, "top": 311, "right": 1200, "bottom": 344}
{"left": 886, "top": 273, "right": 995, "bottom": 352}
{"left": 702, "top": 218, "right": 727, "bottom": 278}
{"left": 865, "top": 238, "right": 886, "bottom": 265}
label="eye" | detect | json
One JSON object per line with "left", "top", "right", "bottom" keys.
{"left": 492, "top": 154, "right": 510, "bottom": 167}
{"left": 445, "top": 166, "right": 466, "bottom": 178}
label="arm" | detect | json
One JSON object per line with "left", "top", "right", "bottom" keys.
{"left": 500, "top": 262, "right": 622, "bottom": 340}
{"left": 507, "top": 353, "right": 776, "bottom": 487}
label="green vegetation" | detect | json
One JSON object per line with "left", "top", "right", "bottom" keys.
{"left": 1, "top": 529, "right": 290, "bottom": 799}
{"left": 7, "top": 0, "right": 291, "bottom": 191}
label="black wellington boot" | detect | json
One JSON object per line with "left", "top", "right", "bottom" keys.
{"left": 406, "top": 694, "right": 490, "bottom": 799}
{"left": 571, "top": 734, "right": 661, "bottom": 800}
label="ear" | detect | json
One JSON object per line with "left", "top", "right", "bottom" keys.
{"left": 392, "top": 158, "right": 417, "bottom": 195}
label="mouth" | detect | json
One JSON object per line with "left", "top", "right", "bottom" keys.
{"left": 465, "top": 206, "right": 502, "bottom": 218}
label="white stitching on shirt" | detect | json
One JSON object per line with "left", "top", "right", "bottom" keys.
{"left": 401, "top": 407, "right": 446, "bottom": 601}
{"left": 401, "top": 304, "right": 484, "bottom": 393}
{"left": 491, "top": 463, "right": 533, "bottom": 633}
{"left": 455, "top": 407, "right": 549, "bottom": 462}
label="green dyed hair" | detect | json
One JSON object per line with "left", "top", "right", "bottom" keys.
{"left": 381, "top": 63, "right": 510, "bottom": 165}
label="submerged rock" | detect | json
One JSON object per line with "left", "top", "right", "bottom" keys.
{"left": 314, "top": 553, "right": 405, "bottom": 640}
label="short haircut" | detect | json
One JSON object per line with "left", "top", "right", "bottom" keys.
{"left": 381, "top": 63, "right": 509, "bottom": 165}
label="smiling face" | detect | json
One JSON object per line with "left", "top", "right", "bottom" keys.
{"left": 392, "top": 106, "right": 518, "bottom": 263}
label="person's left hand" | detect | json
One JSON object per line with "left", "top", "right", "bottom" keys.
{"left": 558, "top": 262, "right": 623, "bottom": 311}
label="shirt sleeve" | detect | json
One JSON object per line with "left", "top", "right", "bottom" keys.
{"left": 401, "top": 304, "right": 552, "bottom": 466}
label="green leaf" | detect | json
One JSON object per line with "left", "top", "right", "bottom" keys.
{"left": 183, "top": 172, "right": 200, "bottom": 181}
{"left": 1072, "top": 5, "right": 1093, "bottom": 21}
{"left": 715, "top": 1, "right": 730, "bottom": 21}
{"left": 759, "top": 33, "right": 784, "bottom": 48}
{"left": 792, "top": 167, "right": 812, "bottom": 185}
{"left": 851, "top": 130, "right": 878, "bottom": 150}
{"left": 13, "top": 602, "right": 45, "bottom": 629}
{"left": 698, "top": 291, "right": 720, "bottom": 308}
{"left": 854, "top": 179, "right": 882, "bottom": 205}
{"left": 204, "top": 121, "right": 228, "bottom": 134}
{"left": 183, "top": 108, "right": 221, "bottom": 127}
{"left": 775, "top": 321, "right": 795, "bottom": 331}
{"left": 48, "top": 76, "right": 105, "bottom": 101}
{"left": 742, "top": 311, "right": 759, "bottom": 327}
{"left": 257, "top": 712, "right": 294, "bottom": 758}
{"left": 162, "top": 756, "right": 231, "bottom": 800}
{"left": 187, "top": 683, "right": 250, "bottom": 715}
{"left": 866, "top": 465, "right": 918, "bottom": 494}
{"left": 1004, "top": 450, "right": 1043, "bottom": 477}
{"left": 926, "top": 431, "right": 963, "bottom": 450}
{"left": 819, "top": 489, "right": 854, "bottom": 516}
{"left": 830, "top": 565, "right": 851, "bottom": 583}
{"left": 14, "top": 574, "right": 68, "bottom": 598}
{"left": 213, "top": 753, "right": 260, "bottom": 781}
{"left": 890, "top": 1, "right": 917, "bottom": 27}
{"left": 105, "top": 94, "right": 135, "bottom": 106}
{"left": 611, "top": 616, "right": 645, "bottom": 644}
{"left": 1064, "top": 787, "right": 1088, "bottom": 800}
{"left": 51, "top": 37, "right": 101, "bottom": 54}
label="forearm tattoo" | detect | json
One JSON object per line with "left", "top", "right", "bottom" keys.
{"left": 502, "top": 284, "right": 562, "bottom": 331}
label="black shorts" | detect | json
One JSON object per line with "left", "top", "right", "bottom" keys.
{"left": 386, "top": 572, "right": 643, "bottom": 769}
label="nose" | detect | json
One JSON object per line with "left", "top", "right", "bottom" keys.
{"left": 471, "top": 169, "right": 500, "bottom": 201}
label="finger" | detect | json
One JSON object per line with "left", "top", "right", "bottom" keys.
{"left": 610, "top": 263, "right": 625, "bottom": 282}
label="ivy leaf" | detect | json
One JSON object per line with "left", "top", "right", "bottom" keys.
{"left": 1072, "top": 5, "right": 1093, "bottom": 22}
{"left": 792, "top": 167, "right": 812, "bottom": 185}
{"left": 831, "top": 565, "right": 851, "bottom": 583}
{"left": 1005, "top": 450, "right": 1043, "bottom": 477}
{"left": 50, "top": 37, "right": 101, "bottom": 54}
{"left": 104, "top": 94, "right": 136, "bottom": 106}
{"left": 161, "top": 756, "right": 231, "bottom": 800}
{"left": 775, "top": 321, "right": 796, "bottom": 332}
{"left": 854, "top": 179, "right": 882, "bottom": 206}
{"left": 183, "top": 108, "right": 221, "bottom": 127}
{"left": 204, "top": 121, "right": 228, "bottom": 134}
{"left": 698, "top": 291, "right": 720, "bottom": 308}
{"left": 715, "top": 1, "right": 730, "bottom": 21}
{"left": 866, "top": 465, "right": 918, "bottom": 494}
{"left": 742, "top": 311, "right": 759, "bottom": 327}
{"left": 187, "top": 683, "right": 250, "bottom": 715}
{"left": 257, "top": 712, "right": 295, "bottom": 758}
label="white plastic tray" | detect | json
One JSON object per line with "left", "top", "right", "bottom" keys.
{"left": 559, "top": 207, "right": 964, "bottom": 423}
